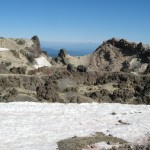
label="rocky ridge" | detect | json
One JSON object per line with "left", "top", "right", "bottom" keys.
{"left": 0, "top": 36, "right": 150, "bottom": 104}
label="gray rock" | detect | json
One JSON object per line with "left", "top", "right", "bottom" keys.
{"left": 77, "top": 65, "right": 87, "bottom": 72}
{"left": 0, "top": 60, "right": 11, "bottom": 66}
{"left": 31, "top": 35, "right": 40, "bottom": 48}
{"left": 15, "top": 39, "right": 25, "bottom": 45}
{"left": 10, "top": 67, "right": 27, "bottom": 74}
{"left": 0, "top": 64, "right": 10, "bottom": 74}
{"left": 31, "top": 35, "right": 42, "bottom": 54}
{"left": 58, "top": 48, "right": 68, "bottom": 58}
{"left": 67, "top": 63, "right": 75, "bottom": 71}
{"left": 62, "top": 57, "right": 69, "bottom": 65}
{"left": 112, "top": 89, "right": 134, "bottom": 102}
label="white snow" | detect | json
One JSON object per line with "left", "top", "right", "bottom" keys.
{"left": 0, "top": 102, "right": 149, "bottom": 150}
{"left": 82, "top": 141, "right": 119, "bottom": 150}
{"left": 0, "top": 48, "right": 9, "bottom": 51}
{"left": 34, "top": 56, "right": 52, "bottom": 69}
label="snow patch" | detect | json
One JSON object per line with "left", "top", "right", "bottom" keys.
{"left": 83, "top": 141, "right": 118, "bottom": 150}
{"left": 34, "top": 56, "right": 52, "bottom": 69}
{"left": 0, "top": 102, "right": 149, "bottom": 150}
{"left": 0, "top": 47, "right": 10, "bottom": 51}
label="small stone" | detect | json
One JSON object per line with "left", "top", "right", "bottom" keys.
{"left": 111, "top": 112, "right": 116, "bottom": 115}
{"left": 107, "top": 141, "right": 111, "bottom": 145}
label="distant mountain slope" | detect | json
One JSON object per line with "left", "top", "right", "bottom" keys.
{"left": 53, "top": 38, "right": 150, "bottom": 74}
{"left": 43, "top": 47, "right": 93, "bottom": 57}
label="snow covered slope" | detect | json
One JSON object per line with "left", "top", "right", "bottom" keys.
{"left": 0, "top": 102, "right": 149, "bottom": 150}
{"left": 34, "top": 56, "right": 52, "bottom": 69}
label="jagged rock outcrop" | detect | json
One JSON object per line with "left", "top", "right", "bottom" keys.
{"left": 89, "top": 38, "right": 147, "bottom": 73}
{"left": 67, "top": 63, "right": 76, "bottom": 71}
{"left": 31, "top": 35, "right": 42, "bottom": 55}
{"left": 57, "top": 48, "right": 69, "bottom": 65}
{"left": 56, "top": 38, "right": 150, "bottom": 74}
{"left": 77, "top": 65, "right": 87, "bottom": 72}
{"left": 94, "top": 38, "right": 150, "bottom": 74}
{"left": 0, "top": 36, "right": 150, "bottom": 104}
{"left": 58, "top": 48, "right": 68, "bottom": 58}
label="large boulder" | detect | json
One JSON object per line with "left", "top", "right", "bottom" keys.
{"left": 58, "top": 49, "right": 68, "bottom": 58}
{"left": 57, "top": 49, "right": 69, "bottom": 65}
{"left": 112, "top": 89, "right": 134, "bottom": 102}
{"left": 77, "top": 65, "right": 87, "bottom": 72}
{"left": 67, "top": 63, "right": 76, "bottom": 71}
{"left": 139, "top": 48, "right": 150, "bottom": 63}
{"left": 10, "top": 67, "right": 27, "bottom": 74}
{"left": 36, "top": 79, "right": 62, "bottom": 102}
{"left": 2, "top": 88, "right": 18, "bottom": 102}
{"left": 31, "top": 35, "right": 42, "bottom": 55}
{"left": 31, "top": 36, "right": 40, "bottom": 48}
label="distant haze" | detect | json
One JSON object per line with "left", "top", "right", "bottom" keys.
{"left": 0, "top": 0, "right": 150, "bottom": 44}
{"left": 41, "top": 41, "right": 99, "bottom": 56}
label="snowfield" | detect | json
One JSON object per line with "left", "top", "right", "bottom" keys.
{"left": 0, "top": 48, "right": 10, "bottom": 51}
{"left": 0, "top": 102, "right": 149, "bottom": 150}
{"left": 34, "top": 56, "right": 52, "bottom": 69}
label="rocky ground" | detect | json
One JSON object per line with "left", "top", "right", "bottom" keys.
{"left": 0, "top": 102, "right": 149, "bottom": 150}
{"left": 1, "top": 36, "right": 150, "bottom": 104}
{"left": 58, "top": 134, "right": 150, "bottom": 150}
{"left": 0, "top": 36, "right": 150, "bottom": 149}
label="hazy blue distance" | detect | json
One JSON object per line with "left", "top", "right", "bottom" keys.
{"left": 41, "top": 41, "right": 99, "bottom": 56}
{"left": 0, "top": 0, "right": 150, "bottom": 55}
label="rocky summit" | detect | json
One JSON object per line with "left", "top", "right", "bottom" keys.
{"left": 0, "top": 36, "right": 150, "bottom": 104}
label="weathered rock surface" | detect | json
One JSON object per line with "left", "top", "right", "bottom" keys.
{"left": 52, "top": 38, "right": 150, "bottom": 74}
{"left": 58, "top": 48, "right": 68, "bottom": 58}
{"left": 67, "top": 63, "right": 76, "bottom": 71}
{"left": 0, "top": 37, "right": 150, "bottom": 104}
{"left": 77, "top": 65, "right": 87, "bottom": 72}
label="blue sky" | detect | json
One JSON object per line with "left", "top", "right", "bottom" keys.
{"left": 0, "top": 0, "right": 150, "bottom": 45}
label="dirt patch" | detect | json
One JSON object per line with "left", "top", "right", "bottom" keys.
{"left": 57, "top": 132, "right": 126, "bottom": 150}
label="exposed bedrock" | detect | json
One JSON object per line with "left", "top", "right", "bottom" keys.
{"left": 0, "top": 37, "right": 150, "bottom": 104}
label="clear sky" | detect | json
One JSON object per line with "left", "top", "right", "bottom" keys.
{"left": 0, "top": 0, "right": 150, "bottom": 44}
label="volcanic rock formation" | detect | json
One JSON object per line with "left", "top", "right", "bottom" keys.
{"left": 0, "top": 36, "right": 150, "bottom": 104}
